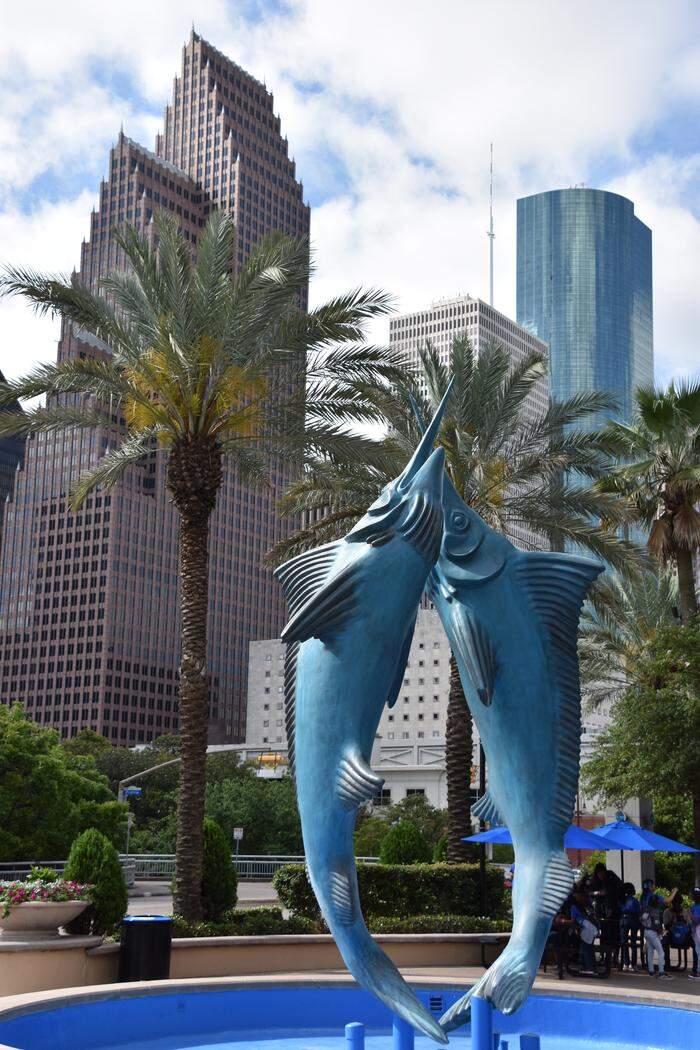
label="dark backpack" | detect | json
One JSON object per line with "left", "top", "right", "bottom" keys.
{"left": 669, "top": 921, "right": 691, "bottom": 947}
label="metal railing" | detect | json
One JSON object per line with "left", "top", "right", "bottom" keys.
{"left": 0, "top": 854, "right": 379, "bottom": 883}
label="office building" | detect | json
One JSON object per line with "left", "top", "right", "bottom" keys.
{"left": 516, "top": 188, "right": 653, "bottom": 427}
{"left": 0, "top": 31, "right": 309, "bottom": 743}
{"left": 389, "top": 294, "right": 549, "bottom": 551}
{"left": 245, "top": 609, "right": 457, "bottom": 808}
{"left": 0, "top": 370, "right": 25, "bottom": 549}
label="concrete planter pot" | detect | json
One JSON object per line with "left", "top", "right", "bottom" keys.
{"left": 0, "top": 900, "right": 90, "bottom": 941}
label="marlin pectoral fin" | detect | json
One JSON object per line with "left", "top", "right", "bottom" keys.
{"left": 451, "top": 604, "right": 497, "bottom": 706}
{"left": 471, "top": 789, "right": 504, "bottom": 828}
{"left": 386, "top": 613, "right": 417, "bottom": 710}
{"left": 279, "top": 555, "right": 360, "bottom": 644}
{"left": 337, "top": 753, "right": 384, "bottom": 810}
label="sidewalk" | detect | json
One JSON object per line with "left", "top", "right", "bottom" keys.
{"left": 127, "top": 880, "right": 278, "bottom": 916}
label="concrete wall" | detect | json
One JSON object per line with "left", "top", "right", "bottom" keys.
{"left": 0, "top": 933, "right": 508, "bottom": 998}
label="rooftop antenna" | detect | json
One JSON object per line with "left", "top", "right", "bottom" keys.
{"left": 487, "top": 142, "right": 495, "bottom": 307}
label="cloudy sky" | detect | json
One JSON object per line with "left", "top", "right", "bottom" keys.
{"left": 1, "top": 0, "right": 699, "bottom": 385}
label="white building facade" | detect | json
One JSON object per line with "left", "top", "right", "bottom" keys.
{"left": 244, "top": 609, "right": 458, "bottom": 807}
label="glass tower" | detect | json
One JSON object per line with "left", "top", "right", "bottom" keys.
{"left": 516, "top": 188, "right": 653, "bottom": 427}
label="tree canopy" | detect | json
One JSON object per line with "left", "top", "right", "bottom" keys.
{"left": 0, "top": 706, "right": 126, "bottom": 860}
{"left": 581, "top": 617, "right": 700, "bottom": 877}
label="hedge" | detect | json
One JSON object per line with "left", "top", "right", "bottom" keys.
{"left": 273, "top": 862, "right": 504, "bottom": 920}
{"left": 171, "top": 907, "right": 316, "bottom": 938}
{"left": 379, "top": 820, "right": 432, "bottom": 864}
{"left": 367, "top": 914, "right": 511, "bottom": 934}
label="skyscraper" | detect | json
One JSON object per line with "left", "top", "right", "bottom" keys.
{"left": 0, "top": 370, "right": 24, "bottom": 549}
{"left": 0, "top": 31, "right": 309, "bottom": 743}
{"left": 516, "top": 188, "right": 653, "bottom": 427}
{"left": 389, "top": 294, "right": 549, "bottom": 551}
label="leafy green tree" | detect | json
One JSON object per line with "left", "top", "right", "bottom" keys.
{"left": 600, "top": 380, "right": 700, "bottom": 623}
{"left": 582, "top": 618, "right": 700, "bottom": 880}
{"left": 274, "top": 339, "right": 637, "bottom": 862}
{"left": 205, "top": 774, "right": 303, "bottom": 854}
{"left": 0, "top": 214, "right": 396, "bottom": 920}
{"left": 201, "top": 818, "right": 238, "bottom": 921}
{"left": 379, "top": 820, "right": 432, "bottom": 864}
{"left": 64, "top": 827, "right": 128, "bottom": 935}
{"left": 0, "top": 705, "right": 126, "bottom": 860}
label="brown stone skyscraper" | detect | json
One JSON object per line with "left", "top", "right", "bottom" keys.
{"left": 0, "top": 32, "right": 309, "bottom": 743}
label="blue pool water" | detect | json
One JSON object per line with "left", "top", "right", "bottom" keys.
{"left": 0, "top": 985, "right": 698, "bottom": 1050}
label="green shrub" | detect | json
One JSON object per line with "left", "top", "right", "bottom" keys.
{"left": 28, "top": 866, "right": 60, "bottom": 883}
{"left": 171, "top": 906, "right": 315, "bottom": 938}
{"left": 432, "top": 834, "right": 447, "bottom": 863}
{"left": 64, "top": 828, "right": 128, "bottom": 934}
{"left": 201, "top": 818, "right": 238, "bottom": 921}
{"left": 368, "top": 914, "right": 511, "bottom": 934}
{"left": 380, "top": 820, "right": 431, "bottom": 864}
{"left": 273, "top": 862, "right": 504, "bottom": 920}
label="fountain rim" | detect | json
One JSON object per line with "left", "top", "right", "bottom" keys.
{"left": 1, "top": 973, "right": 699, "bottom": 1026}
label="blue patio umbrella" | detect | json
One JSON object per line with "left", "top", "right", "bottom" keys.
{"left": 463, "top": 824, "right": 628, "bottom": 851}
{"left": 589, "top": 818, "right": 699, "bottom": 854}
{"left": 589, "top": 818, "right": 698, "bottom": 881}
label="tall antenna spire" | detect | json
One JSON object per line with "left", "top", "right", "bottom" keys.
{"left": 488, "top": 142, "right": 495, "bottom": 307}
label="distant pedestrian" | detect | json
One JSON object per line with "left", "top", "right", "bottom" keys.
{"left": 689, "top": 888, "right": 700, "bottom": 980}
{"left": 571, "top": 889, "right": 599, "bottom": 975}
{"left": 640, "top": 879, "right": 677, "bottom": 979}
{"left": 619, "top": 882, "right": 641, "bottom": 971}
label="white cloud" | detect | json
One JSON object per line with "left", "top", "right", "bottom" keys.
{"left": 0, "top": 193, "right": 96, "bottom": 380}
{"left": 0, "top": 0, "right": 699, "bottom": 383}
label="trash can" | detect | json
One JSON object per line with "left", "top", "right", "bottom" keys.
{"left": 118, "top": 915, "right": 172, "bottom": 981}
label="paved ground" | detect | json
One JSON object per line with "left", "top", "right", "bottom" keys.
{"left": 127, "top": 880, "right": 278, "bottom": 916}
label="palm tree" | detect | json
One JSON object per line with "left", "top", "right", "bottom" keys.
{"left": 578, "top": 567, "right": 679, "bottom": 709}
{"left": 600, "top": 381, "right": 700, "bottom": 623}
{"left": 273, "top": 337, "right": 639, "bottom": 861}
{"left": 0, "top": 212, "right": 397, "bottom": 919}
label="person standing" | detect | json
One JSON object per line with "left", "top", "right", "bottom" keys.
{"left": 619, "top": 883, "right": 641, "bottom": 971}
{"left": 689, "top": 887, "right": 700, "bottom": 980}
{"left": 571, "top": 888, "right": 599, "bottom": 976}
{"left": 640, "top": 879, "right": 677, "bottom": 979}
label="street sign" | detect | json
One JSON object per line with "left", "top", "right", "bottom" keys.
{"left": 233, "top": 827, "right": 244, "bottom": 841}
{"left": 123, "top": 786, "right": 142, "bottom": 797}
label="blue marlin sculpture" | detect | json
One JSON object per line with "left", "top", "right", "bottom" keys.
{"left": 274, "top": 391, "right": 453, "bottom": 1045}
{"left": 429, "top": 473, "right": 603, "bottom": 1031}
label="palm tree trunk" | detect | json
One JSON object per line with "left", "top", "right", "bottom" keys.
{"left": 168, "top": 438, "right": 222, "bottom": 922}
{"left": 446, "top": 652, "right": 474, "bottom": 863}
{"left": 676, "top": 547, "right": 698, "bottom": 625}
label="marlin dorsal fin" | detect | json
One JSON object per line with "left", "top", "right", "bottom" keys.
{"left": 513, "top": 550, "right": 603, "bottom": 831}
{"left": 275, "top": 542, "right": 359, "bottom": 644}
{"left": 275, "top": 541, "right": 350, "bottom": 780}
{"left": 513, "top": 551, "right": 603, "bottom": 648}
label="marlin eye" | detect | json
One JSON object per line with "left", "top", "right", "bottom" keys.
{"left": 451, "top": 511, "right": 468, "bottom": 530}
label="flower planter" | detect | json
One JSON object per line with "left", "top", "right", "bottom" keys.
{"left": 0, "top": 900, "right": 90, "bottom": 941}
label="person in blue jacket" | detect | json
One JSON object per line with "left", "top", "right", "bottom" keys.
{"left": 619, "top": 882, "right": 641, "bottom": 971}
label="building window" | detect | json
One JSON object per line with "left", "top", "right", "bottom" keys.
{"left": 406, "top": 788, "right": 425, "bottom": 797}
